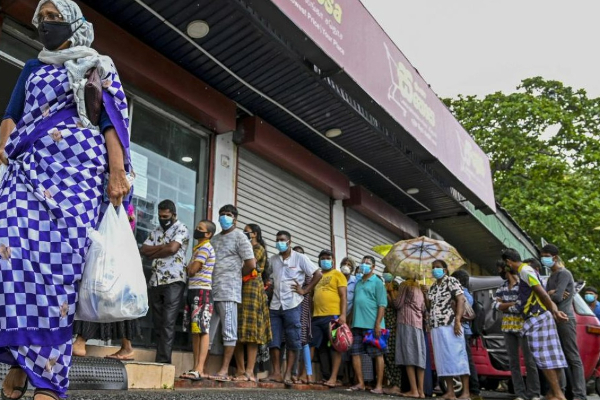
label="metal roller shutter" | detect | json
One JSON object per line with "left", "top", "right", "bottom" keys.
{"left": 237, "top": 149, "right": 332, "bottom": 263}
{"left": 346, "top": 208, "right": 401, "bottom": 276}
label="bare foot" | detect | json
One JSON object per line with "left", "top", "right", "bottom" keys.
{"left": 72, "top": 336, "right": 86, "bottom": 357}
{"left": 418, "top": 391, "right": 426, "bottom": 399}
{"left": 401, "top": 391, "right": 422, "bottom": 398}
{"left": 458, "top": 393, "right": 471, "bottom": 400}
{"left": 2, "top": 368, "right": 27, "bottom": 399}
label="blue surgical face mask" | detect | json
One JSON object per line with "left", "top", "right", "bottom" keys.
{"left": 540, "top": 256, "right": 555, "bottom": 268}
{"left": 360, "top": 263, "right": 372, "bottom": 275}
{"left": 276, "top": 240, "right": 289, "bottom": 253}
{"left": 585, "top": 294, "right": 596, "bottom": 304}
{"left": 218, "top": 215, "right": 234, "bottom": 230}
{"left": 432, "top": 267, "right": 445, "bottom": 279}
{"left": 383, "top": 273, "right": 393, "bottom": 283}
{"left": 320, "top": 259, "right": 333, "bottom": 270}
{"left": 355, "top": 273, "right": 363, "bottom": 281}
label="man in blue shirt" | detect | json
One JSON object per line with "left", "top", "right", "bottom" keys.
{"left": 584, "top": 287, "right": 600, "bottom": 320}
{"left": 348, "top": 256, "right": 387, "bottom": 394}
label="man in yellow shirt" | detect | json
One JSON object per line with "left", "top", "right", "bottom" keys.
{"left": 310, "top": 249, "right": 347, "bottom": 388}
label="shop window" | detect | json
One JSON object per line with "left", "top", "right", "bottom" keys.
{"left": 128, "top": 100, "right": 209, "bottom": 351}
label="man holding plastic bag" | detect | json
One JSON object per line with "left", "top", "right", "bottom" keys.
{"left": 141, "top": 200, "right": 190, "bottom": 364}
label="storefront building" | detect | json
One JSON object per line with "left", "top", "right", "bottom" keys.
{"left": 0, "top": 0, "right": 538, "bottom": 359}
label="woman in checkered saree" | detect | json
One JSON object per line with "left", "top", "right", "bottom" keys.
{"left": 0, "top": 1, "right": 131, "bottom": 399}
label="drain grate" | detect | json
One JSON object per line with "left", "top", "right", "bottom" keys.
{"left": 0, "top": 356, "right": 128, "bottom": 390}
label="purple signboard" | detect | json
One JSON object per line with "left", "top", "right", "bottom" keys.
{"left": 269, "top": 0, "right": 496, "bottom": 212}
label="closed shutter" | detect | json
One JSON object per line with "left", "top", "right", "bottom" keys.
{"left": 237, "top": 149, "right": 331, "bottom": 264}
{"left": 346, "top": 208, "right": 401, "bottom": 276}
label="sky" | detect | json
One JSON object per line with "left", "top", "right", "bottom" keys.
{"left": 360, "top": 1, "right": 600, "bottom": 99}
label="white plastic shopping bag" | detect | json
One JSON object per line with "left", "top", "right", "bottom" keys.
{"left": 76, "top": 204, "right": 149, "bottom": 322}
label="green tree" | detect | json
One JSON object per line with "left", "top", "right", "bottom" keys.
{"left": 444, "top": 77, "right": 600, "bottom": 285}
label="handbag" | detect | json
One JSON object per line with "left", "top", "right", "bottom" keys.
{"left": 85, "top": 67, "right": 103, "bottom": 126}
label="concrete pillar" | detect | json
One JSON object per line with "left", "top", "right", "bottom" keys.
{"left": 331, "top": 199, "right": 347, "bottom": 265}
{"left": 211, "top": 132, "right": 237, "bottom": 222}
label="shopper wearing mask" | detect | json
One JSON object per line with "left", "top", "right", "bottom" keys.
{"left": 493, "top": 259, "right": 541, "bottom": 400}
{"left": 206, "top": 204, "right": 256, "bottom": 381}
{"left": 502, "top": 248, "right": 568, "bottom": 400}
{"left": 584, "top": 287, "right": 600, "bottom": 320}
{"left": 141, "top": 200, "right": 190, "bottom": 364}
{"left": 232, "top": 224, "right": 272, "bottom": 383}
{"left": 0, "top": 1, "right": 132, "bottom": 397}
{"left": 263, "top": 231, "right": 322, "bottom": 385}
{"left": 382, "top": 270, "right": 403, "bottom": 395}
{"left": 424, "top": 260, "right": 471, "bottom": 400}
{"left": 348, "top": 256, "right": 387, "bottom": 394}
{"left": 308, "top": 250, "right": 347, "bottom": 388}
{"left": 340, "top": 257, "right": 357, "bottom": 316}
{"left": 543, "top": 244, "right": 586, "bottom": 400}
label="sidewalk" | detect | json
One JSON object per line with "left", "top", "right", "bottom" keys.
{"left": 38, "top": 389, "right": 517, "bottom": 400}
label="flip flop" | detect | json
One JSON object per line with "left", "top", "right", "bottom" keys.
{"left": 323, "top": 381, "right": 341, "bottom": 388}
{"left": 284, "top": 379, "right": 294, "bottom": 386}
{"left": 209, "top": 374, "right": 231, "bottom": 382}
{"left": 104, "top": 353, "right": 135, "bottom": 361}
{"left": 33, "top": 389, "right": 60, "bottom": 400}
{"left": 232, "top": 374, "right": 250, "bottom": 382}
{"left": 259, "top": 377, "right": 284, "bottom": 383}
{"left": 179, "top": 370, "right": 203, "bottom": 381}
{"left": 346, "top": 385, "right": 365, "bottom": 392}
{"left": 1, "top": 370, "right": 28, "bottom": 400}
{"left": 370, "top": 389, "right": 384, "bottom": 395}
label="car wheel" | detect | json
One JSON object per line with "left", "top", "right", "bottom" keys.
{"left": 439, "top": 376, "right": 463, "bottom": 397}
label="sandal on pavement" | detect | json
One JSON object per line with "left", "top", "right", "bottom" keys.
{"left": 33, "top": 389, "right": 60, "bottom": 400}
{"left": 370, "top": 388, "right": 384, "bottom": 395}
{"left": 209, "top": 374, "right": 231, "bottom": 382}
{"left": 232, "top": 374, "right": 250, "bottom": 382}
{"left": 346, "top": 385, "right": 365, "bottom": 392}
{"left": 180, "top": 370, "right": 203, "bottom": 381}
{"left": 259, "top": 377, "right": 283, "bottom": 383}
{"left": 104, "top": 353, "right": 134, "bottom": 361}
{"left": 1, "top": 368, "right": 28, "bottom": 400}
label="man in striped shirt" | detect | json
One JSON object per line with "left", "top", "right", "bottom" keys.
{"left": 494, "top": 259, "right": 540, "bottom": 400}
{"left": 502, "top": 248, "right": 568, "bottom": 400}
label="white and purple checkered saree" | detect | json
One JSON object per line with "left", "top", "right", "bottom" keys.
{"left": 0, "top": 61, "right": 130, "bottom": 396}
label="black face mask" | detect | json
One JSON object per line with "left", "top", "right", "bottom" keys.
{"left": 38, "top": 19, "right": 83, "bottom": 51}
{"left": 244, "top": 232, "right": 252, "bottom": 240}
{"left": 159, "top": 218, "right": 174, "bottom": 231}
{"left": 194, "top": 230, "right": 207, "bottom": 240}
{"left": 499, "top": 271, "right": 507, "bottom": 280}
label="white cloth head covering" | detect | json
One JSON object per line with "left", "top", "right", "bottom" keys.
{"left": 33, "top": 0, "right": 115, "bottom": 129}
{"left": 32, "top": 0, "right": 94, "bottom": 48}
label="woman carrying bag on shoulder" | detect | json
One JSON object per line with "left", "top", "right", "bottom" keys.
{"left": 0, "top": 1, "right": 131, "bottom": 399}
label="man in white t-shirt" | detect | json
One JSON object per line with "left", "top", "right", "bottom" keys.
{"left": 262, "top": 230, "right": 322, "bottom": 385}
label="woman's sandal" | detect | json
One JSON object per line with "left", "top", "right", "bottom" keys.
{"left": 33, "top": 389, "right": 60, "bottom": 400}
{"left": 1, "top": 367, "right": 28, "bottom": 400}
{"left": 179, "top": 370, "right": 203, "bottom": 381}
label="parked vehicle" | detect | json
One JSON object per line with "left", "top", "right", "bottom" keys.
{"left": 432, "top": 276, "right": 600, "bottom": 395}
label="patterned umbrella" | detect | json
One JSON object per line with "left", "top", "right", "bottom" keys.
{"left": 381, "top": 236, "right": 466, "bottom": 285}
